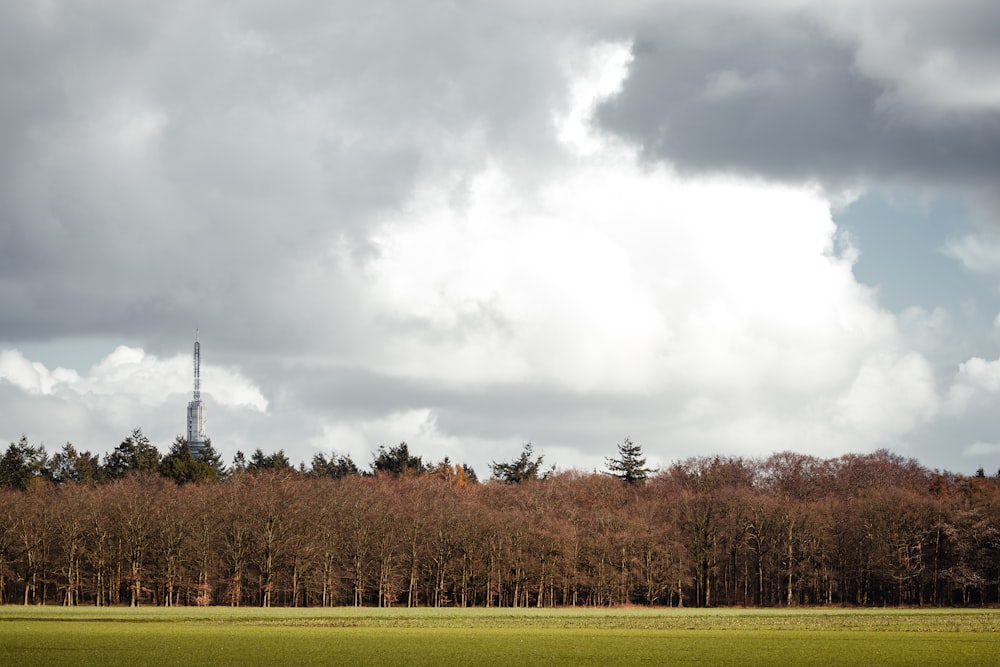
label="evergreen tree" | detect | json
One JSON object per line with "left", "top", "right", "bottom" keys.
{"left": 605, "top": 437, "right": 654, "bottom": 485}
{"left": 0, "top": 435, "right": 48, "bottom": 489}
{"left": 310, "top": 452, "right": 361, "bottom": 479}
{"left": 247, "top": 448, "right": 293, "bottom": 473}
{"left": 490, "top": 442, "right": 551, "bottom": 484}
{"left": 47, "top": 442, "right": 100, "bottom": 485}
{"left": 461, "top": 463, "right": 478, "bottom": 484}
{"left": 371, "top": 442, "right": 424, "bottom": 477}
{"left": 159, "top": 437, "right": 221, "bottom": 484}
{"left": 196, "top": 439, "right": 228, "bottom": 480}
{"left": 103, "top": 428, "right": 160, "bottom": 480}
{"left": 232, "top": 450, "right": 248, "bottom": 474}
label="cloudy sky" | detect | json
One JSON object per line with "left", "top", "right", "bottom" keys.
{"left": 3, "top": 0, "right": 1000, "bottom": 476}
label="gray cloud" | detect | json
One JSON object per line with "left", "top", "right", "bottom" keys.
{"left": 0, "top": 1, "right": 575, "bottom": 352}
{"left": 596, "top": 3, "right": 1000, "bottom": 194}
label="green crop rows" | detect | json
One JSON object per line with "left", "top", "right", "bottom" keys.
{"left": 2, "top": 607, "right": 999, "bottom": 666}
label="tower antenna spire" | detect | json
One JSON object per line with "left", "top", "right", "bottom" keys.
{"left": 193, "top": 331, "right": 201, "bottom": 401}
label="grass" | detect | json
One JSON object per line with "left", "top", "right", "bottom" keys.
{"left": 1, "top": 606, "right": 999, "bottom": 666}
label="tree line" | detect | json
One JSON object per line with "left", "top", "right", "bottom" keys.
{"left": 0, "top": 430, "right": 480, "bottom": 488}
{"left": 0, "top": 432, "right": 998, "bottom": 608}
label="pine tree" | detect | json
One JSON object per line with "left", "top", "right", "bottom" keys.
{"left": 247, "top": 448, "right": 293, "bottom": 473}
{"left": 103, "top": 428, "right": 160, "bottom": 480}
{"left": 48, "top": 442, "right": 100, "bottom": 485}
{"left": 159, "top": 437, "right": 223, "bottom": 484}
{"left": 310, "top": 452, "right": 361, "bottom": 479}
{"left": 371, "top": 442, "right": 424, "bottom": 477}
{"left": 490, "top": 443, "right": 552, "bottom": 483}
{"left": 605, "top": 437, "right": 653, "bottom": 485}
{"left": 0, "top": 435, "right": 48, "bottom": 489}
{"left": 196, "top": 439, "right": 228, "bottom": 480}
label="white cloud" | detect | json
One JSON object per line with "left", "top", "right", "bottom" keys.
{"left": 0, "top": 345, "right": 268, "bottom": 449}
{"left": 948, "top": 356, "right": 1000, "bottom": 414}
{"left": 556, "top": 40, "right": 634, "bottom": 154}
{"left": 956, "top": 356, "right": 1000, "bottom": 393}
{"left": 833, "top": 352, "right": 938, "bottom": 440}
{"left": 309, "top": 408, "right": 516, "bottom": 470}
{"left": 0, "top": 350, "right": 80, "bottom": 395}
{"left": 62, "top": 345, "right": 268, "bottom": 412}
{"left": 347, "top": 40, "right": 939, "bottom": 459}
{"left": 965, "top": 442, "right": 1000, "bottom": 457}
{"left": 899, "top": 306, "right": 951, "bottom": 353}
{"left": 942, "top": 234, "right": 1000, "bottom": 275}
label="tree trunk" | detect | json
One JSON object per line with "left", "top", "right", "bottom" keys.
{"left": 786, "top": 521, "right": 795, "bottom": 607}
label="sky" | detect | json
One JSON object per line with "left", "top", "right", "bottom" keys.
{"left": 3, "top": 0, "right": 1000, "bottom": 477}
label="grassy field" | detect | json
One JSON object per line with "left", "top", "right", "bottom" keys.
{"left": 1, "top": 606, "right": 999, "bottom": 666}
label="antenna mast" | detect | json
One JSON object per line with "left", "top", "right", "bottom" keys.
{"left": 193, "top": 330, "right": 201, "bottom": 401}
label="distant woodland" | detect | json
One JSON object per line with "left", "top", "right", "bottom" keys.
{"left": 1, "top": 430, "right": 999, "bottom": 608}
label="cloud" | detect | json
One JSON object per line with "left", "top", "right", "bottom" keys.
{"left": 943, "top": 234, "right": 1000, "bottom": 275}
{"left": 311, "top": 40, "right": 940, "bottom": 469}
{"left": 702, "top": 68, "right": 784, "bottom": 101}
{"left": 898, "top": 306, "right": 952, "bottom": 353}
{"left": 0, "top": 2, "right": 991, "bottom": 474}
{"left": 824, "top": 0, "right": 1000, "bottom": 115}
{"left": 0, "top": 0, "right": 581, "bottom": 350}
{"left": 556, "top": 40, "right": 635, "bottom": 154}
{"left": 833, "top": 352, "right": 938, "bottom": 440}
{"left": 948, "top": 356, "right": 1000, "bottom": 414}
{"left": 68, "top": 346, "right": 269, "bottom": 412}
{"left": 309, "top": 408, "right": 512, "bottom": 469}
{"left": 957, "top": 356, "right": 1000, "bottom": 394}
{"left": 0, "top": 345, "right": 267, "bottom": 449}
{"left": 596, "top": 1, "right": 1000, "bottom": 195}
{"left": 0, "top": 350, "right": 80, "bottom": 395}
{"left": 965, "top": 442, "right": 1000, "bottom": 457}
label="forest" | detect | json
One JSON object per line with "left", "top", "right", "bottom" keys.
{"left": 0, "top": 430, "right": 998, "bottom": 609}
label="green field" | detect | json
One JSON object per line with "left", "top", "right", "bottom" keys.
{"left": 1, "top": 606, "right": 999, "bottom": 666}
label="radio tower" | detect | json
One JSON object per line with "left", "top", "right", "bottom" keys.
{"left": 186, "top": 332, "right": 207, "bottom": 457}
